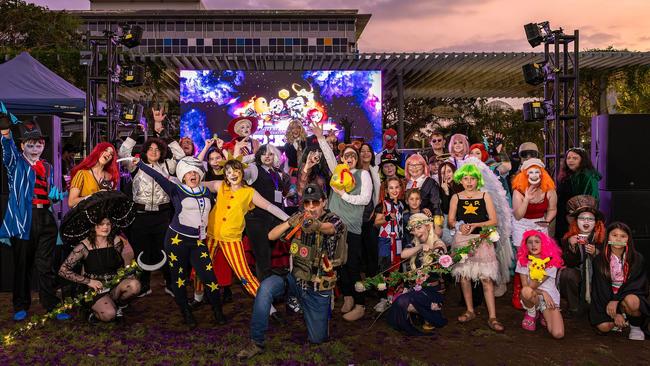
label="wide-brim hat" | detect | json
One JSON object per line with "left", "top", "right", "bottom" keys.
{"left": 567, "top": 195, "right": 604, "bottom": 221}
{"left": 227, "top": 116, "right": 258, "bottom": 138}
{"left": 60, "top": 191, "right": 135, "bottom": 246}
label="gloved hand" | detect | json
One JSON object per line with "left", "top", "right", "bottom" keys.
{"left": 129, "top": 124, "right": 143, "bottom": 141}
{"left": 287, "top": 212, "right": 303, "bottom": 228}
{"left": 302, "top": 218, "right": 322, "bottom": 234}
{"left": 0, "top": 113, "right": 11, "bottom": 130}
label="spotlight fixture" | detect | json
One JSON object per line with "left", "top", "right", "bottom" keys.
{"left": 522, "top": 63, "right": 545, "bottom": 86}
{"left": 120, "top": 64, "right": 145, "bottom": 87}
{"left": 523, "top": 101, "right": 546, "bottom": 122}
{"left": 120, "top": 102, "right": 144, "bottom": 123}
{"left": 120, "top": 24, "right": 143, "bottom": 48}
{"left": 524, "top": 21, "right": 552, "bottom": 47}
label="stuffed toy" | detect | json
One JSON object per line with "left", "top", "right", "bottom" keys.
{"left": 528, "top": 255, "right": 550, "bottom": 282}
{"left": 330, "top": 163, "right": 356, "bottom": 193}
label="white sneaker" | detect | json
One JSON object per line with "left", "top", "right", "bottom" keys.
{"left": 164, "top": 287, "right": 176, "bottom": 298}
{"left": 629, "top": 325, "right": 645, "bottom": 340}
{"left": 374, "top": 298, "right": 389, "bottom": 313}
{"left": 137, "top": 289, "right": 152, "bottom": 298}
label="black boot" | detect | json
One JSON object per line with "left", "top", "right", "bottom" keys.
{"left": 180, "top": 306, "right": 197, "bottom": 329}
{"left": 222, "top": 286, "right": 233, "bottom": 304}
{"left": 213, "top": 302, "right": 227, "bottom": 325}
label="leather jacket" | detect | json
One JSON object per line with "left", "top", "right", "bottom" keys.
{"left": 119, "top": 137, "right": 185, "bottom": 211}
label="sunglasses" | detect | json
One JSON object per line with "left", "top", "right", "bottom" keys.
{"left": 431, "top": 138, "right": 444, "bottom": 143}
{"left": 343, "top": 152, "right": 358, "bottom": 159}
{"left": 303, "top": 200, "right": 321, "bottom": 207}
{"left": 519, "top": 150, "right": 539, "bottom": 159}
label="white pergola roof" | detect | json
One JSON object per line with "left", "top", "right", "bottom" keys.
{"left": 122, "top": 51, "right": 650, "bottom": 100}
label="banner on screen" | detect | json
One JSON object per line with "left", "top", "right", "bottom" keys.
{"left": 179, "top": 70, "right": 382, "bottom": 152}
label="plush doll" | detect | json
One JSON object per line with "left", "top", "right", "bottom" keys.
{"left": 528, "top": 255, "right": 550, "bottom": 282}
{"left": 330, "top": 163, "right": 356, "bottom": 193}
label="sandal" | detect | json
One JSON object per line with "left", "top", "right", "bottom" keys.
{"left": 521, "top": 313, "right": 537, "bottom": 331}
{"left": 488, "top": 318, "right": 505, "bottom": 333}
{"left": 458, "top": 310, "right": 476, "bottom": 323}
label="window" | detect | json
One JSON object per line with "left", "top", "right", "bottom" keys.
{"left": 224, "top": 22, "right": 233, "bottom": 32}
{"left": 89, "top": 23, "right": 98, "bottom": 31}
{"left": 309, "top": 21, "right": 318, "bottom": 31}
{"left": 329, "top": 21, "right": 337, "bottom": 31}
{"left": 319, "top": 21, "right": 328, "bottom": 31}
{"left": 282, "top": 22, "right": 290, "bottom": 31}
{"left": 164, "top": 38, "right": 172, "bottom": 46}
{"left": 186, "top": 22, "right": 194, "bottom": 31}
{"left": 197, "top": 46, "right": 204, "bottom": 53}
{"left": 181, "top": 46, "right": 188, "bottom": 53}
{"left": 262, "top": 22, "right": 270, "bottom": 31}
{"left": 206, "top": 22, "right": 214, "bottom": 32}
{"left": 272, "top": 21, "right": 280, "bottom": 31}
{"left": 337, "top": 21, "right": 346, "bottom": 31}
{"left": 346, "top": 21, "right": 355, "bottom": 31}
{"left": 146, "top": 22, "right": 154, "bottom": 32}
{"left": 196, "top": 38, "right": 203, "bottom": 46}
{"left": 291, "top": 22, "right": 299, "bottom": 32}
{"left": 234, "top": 22, "right": 242, "bottom": 31}
{"left": 166, "top": 22, "right": 175, "bottom": 31}
{"left": 215, "top": 22, "right": 223, "bottom": 31}
{"left": 205, "top": 46, "right": 212, "bottom": 53}
{"left": 254, "top": 22, "right": 261, "bottom": 32}
{"left": 243, "top": 21, "right": 251, "bottom": 31}
{"left": 175, "top": 21, "right": 185, "bottom": 32}
{"left": 253, "top": 38, "right": 260, "bottom": 45}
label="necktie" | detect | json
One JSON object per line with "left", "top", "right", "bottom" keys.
{"left": 412, "top": 180, "right": 417, "bottom": 189}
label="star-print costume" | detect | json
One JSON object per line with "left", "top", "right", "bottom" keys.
{"left": 450, "top": 192, "right": 499, "bottom": 281}
{"left": 207, "top": 183, "right": 261, "bottom": 296}
{"left": 135, "top": 161, "right": 222, "bottom": 310}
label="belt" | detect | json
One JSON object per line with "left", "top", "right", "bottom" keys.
{"left": 134, "top": 202, "right": 172, "bottom": 213}
{"left": 33, "top": 204, "right": 50, "bottom": 209}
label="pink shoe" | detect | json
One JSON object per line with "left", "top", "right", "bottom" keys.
{"left": 521, "top": 312, "right": 537, "bottom": 331}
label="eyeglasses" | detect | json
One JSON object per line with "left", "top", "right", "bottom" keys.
{"left": 431, "top": 138, "right": 444, "bottom": 143}
{"left": 577, "top": 216, "right": 596, "bottom": 222}
{"left": 303, "top": 200, "right": 321, "bottom": 207}
{"left": 343, "top": 152, "right": 358, "bottom": 159}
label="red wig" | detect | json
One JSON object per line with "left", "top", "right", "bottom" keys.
{"left": 70, "top": 142, "right": 119, "bottom": 189}
{"left": 511, "top": 164, "right": 556, "bottom": 193}
{"left": 468, "top": 143, "right": 488, "bottom": 162}
{"left": 517, "top": 230, "right": 564, "bottom": 269}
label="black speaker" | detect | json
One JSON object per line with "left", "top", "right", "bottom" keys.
{"left": 634, "top": 237, "right": 650, "bottom": 275}
{"left": 591, "top": 114, "right": 650, "bottom": 191}
{"left": 599, "top": 190, "right": 650, "bottom": 238}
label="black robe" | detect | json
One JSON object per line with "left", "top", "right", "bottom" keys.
{"left": 590, "top": 252, "right": 649, "bottom": 326}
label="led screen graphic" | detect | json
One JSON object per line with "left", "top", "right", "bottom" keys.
{"left": 179, "top": 70, "right": 382, "bottom": 152}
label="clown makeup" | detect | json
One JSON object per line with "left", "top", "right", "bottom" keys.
{"left": 95, "top": 218, "right": 112, "bottom": 238}
{"left": 234, "top": 120, "right": 252, "bottom": 137}
{"left": 526, "top": 235, "right": 542, "bottom": 256}
{"left": 565, "top": 151, "right": 581, "bottom": 171}
{"left": 607, "top": 228, "right": 629, "bottom": 248}
{"left": 527, "top": 167, "right": 542, "bottom": 186}
{"left": 407, "top": 162, "right": 424, "bottom": 179}
{"left": 407, "top": 191, "right": 421, "bottom": 211}
{"left": 342, "top": 148, "right": 358, "bottom": 168}
{"left": 577, "top": 212, "right": 596, "bottom": 234}
{"left": 261, "top": 148, "right": 275, "bottom": 167}
{"left": 360, "top": 145, "right": 373, "bottom": 164}
{"left": 382, "top": 162, "right": 396, "bottom": 178}
{"left": 146, "top": 143, "right": 161, "bottom": 164}
{"left": 21, "top": 140, "right": 45, "bottom": 164}
{"left": 386, "top": 179, "right": 402, "bottom": 201}
{"left": 469, "top": 148, "right": 483, "bottom": 160}
{"left": 461, "top": 175, "right": 478, "bottom": 191}
{"left": 183, "top": 170, "right": 201, "bottom": 188}
{"left": 208, "top": 150, "right": 224, "bottom": 170}
{"left": 99, "top": 147, "right": 114, "bottom": 166}
{"left": 225, "top": 165, "right": 243, "bottom": 186}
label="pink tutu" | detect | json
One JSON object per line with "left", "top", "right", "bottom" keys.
{"left": 451, "top": 232, "right": 499, "bottom": 282}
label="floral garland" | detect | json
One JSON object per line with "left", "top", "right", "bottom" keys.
{"left": 3, "top": 260, "right": 142, "bottom": 346}
{"left": 356, "top": 226, "right": 499, "bottom": 295}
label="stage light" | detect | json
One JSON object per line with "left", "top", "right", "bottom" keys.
{"left": 524, "top": 21, "right": 552, "bottom": 47}
{"left": 522, "top": 63, "right": 545, "bottom": 85}
{"left": 120, "top": 24, "right": 143, "bottom": 48}
{"left": 523, "top": 101, "right": 546, "bottom": 122}
{"left": 120, "top": 64, "right": 145, "bottom": 87}
{"left": 120, "top": 102, "right": 144, "bottom": 123}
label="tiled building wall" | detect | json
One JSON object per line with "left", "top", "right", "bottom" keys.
{"left": 81, "top": 19, "right": 358, "bottom": 54}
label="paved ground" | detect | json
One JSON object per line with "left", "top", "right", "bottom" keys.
{"left": 1, "top": 274, "right": 649, "bottom": 365}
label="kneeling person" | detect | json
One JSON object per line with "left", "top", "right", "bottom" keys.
{"left": 238, "top": 184, "right": 346, "bottom": 359}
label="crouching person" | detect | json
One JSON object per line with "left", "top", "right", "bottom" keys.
{"left": 237, "top": 184, "right": 346, "bottom": 359}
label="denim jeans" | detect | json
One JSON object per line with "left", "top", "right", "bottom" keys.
{"left": 250, "top": 273, "right": 331, "bottom": 346}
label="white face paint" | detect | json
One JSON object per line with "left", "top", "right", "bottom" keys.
{"left": 22, "top": 140, "right": 45, "bottom": 164}
{"left": 527, "top": 167, "right": 542, "bottom": 186}
{"left": 577, "top": 212, "right": 596, "bottom": 234}
{"left": 234, "top": 120, "right": 252, "bottom": 137}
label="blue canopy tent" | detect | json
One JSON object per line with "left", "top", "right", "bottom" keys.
{"left": 0, "top": 52, "right": 85, "bottom": 114}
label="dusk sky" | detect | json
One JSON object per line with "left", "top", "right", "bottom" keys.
{"left": 29, "top": 0, "right": 650, "bottom": 52}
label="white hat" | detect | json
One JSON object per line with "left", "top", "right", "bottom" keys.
{"left": 520, "top": 158, "right": 545, "bottom": 171}
{"left": 176, "top": 157, "right": 205, "bottom": 182}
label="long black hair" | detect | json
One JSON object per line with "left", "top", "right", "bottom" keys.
{"left": 87, "top": 217, "right": 117, "bottom": 250}
{"left": 596, "top": 222, "right": 639, "bottom": 283}
{"left": 558, "top": 147, "right": 596, "bottom": 182}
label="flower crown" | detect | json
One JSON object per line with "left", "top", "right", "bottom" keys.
{"left": 406, "top": 215, "right": 433, "bottom": 231}
{"left": 214, "top": 150, "right": 249, "bottom": 175}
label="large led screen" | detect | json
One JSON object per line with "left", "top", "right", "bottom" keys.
{"left": 179, "top": 70, "right": 382, "bottom": 152}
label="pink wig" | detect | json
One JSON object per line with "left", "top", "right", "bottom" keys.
{"left": 517, "top": 230, "right": 564, "bottom": 269}
{"left": 405, "top": 153, "right": 429, "bottom": 181}
{"left": 448, "top": 133, "right": 469, "bottom": 158}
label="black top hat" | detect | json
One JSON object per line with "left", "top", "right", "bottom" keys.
{"left": 19, "top": 118, "right": 47, "bottom": 141}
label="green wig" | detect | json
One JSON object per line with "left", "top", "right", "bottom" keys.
{"left": 453, "top": 163, "right": 484, "bottom": 189}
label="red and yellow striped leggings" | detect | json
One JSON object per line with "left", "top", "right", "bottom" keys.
{"left": 195, "top": 237, "right": 260, "bottom": 296}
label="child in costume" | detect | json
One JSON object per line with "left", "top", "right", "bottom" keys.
{"left": 590, "top": 222, "right": 648, "bottom": 340}
{"left": 374, "top": 177, "right": 405, "bottom": 273}
{"left": 402, "top": 188, "right": 424, "bottom": 248}
{"left": 448, "top": 162, "right": 504, "bottom": 332}
{"left": 511, "top": 158, "right": 557, "bottom": 308}
{"left": 386, "top": 213, "right": 448, "bottom": 335}
{"left": 0, "top": 108, "right": 66, "bottom": 321}
{"left": 404, "top": 154, "right": 443, "bottom": 237}
{"left": 222, "top": 116, "right": 261, "bottom": 163}
{"left": 515, "top": 230, "right": 565, "bottom": 339}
